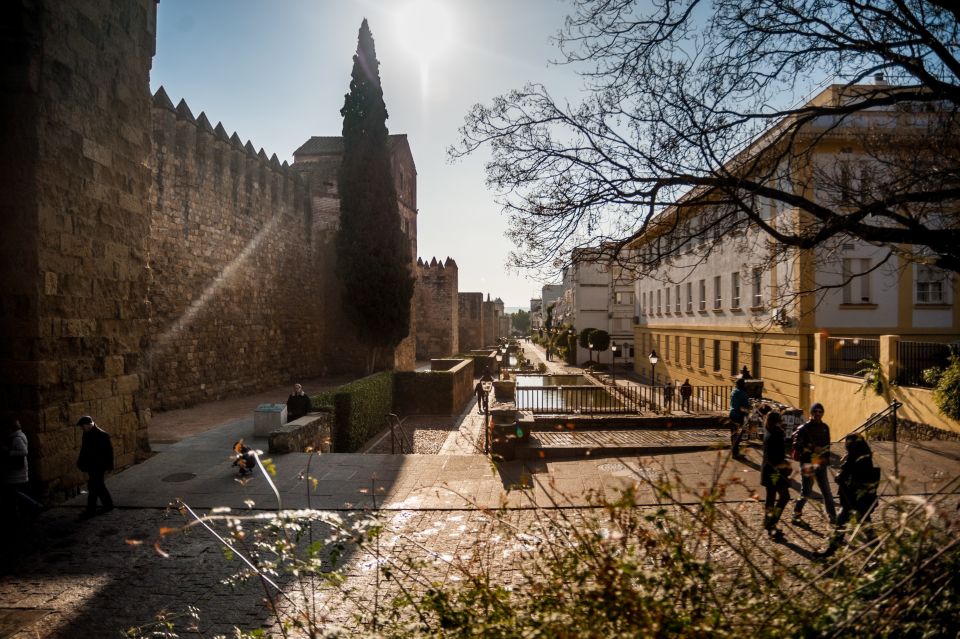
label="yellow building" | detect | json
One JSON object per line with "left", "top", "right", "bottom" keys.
{"left": 630, "top": 83, "right": 959, "bottom": 436}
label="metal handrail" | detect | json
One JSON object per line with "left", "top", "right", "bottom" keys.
{"left": 843, "top": 400, "right": 902, "bottom": 441}
{"left": 385, "top": 413, "right": 412, "bottom": 454}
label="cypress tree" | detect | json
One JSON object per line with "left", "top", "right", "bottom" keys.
{"left": 337, "top": 19, "right": 414, "bottom": 373}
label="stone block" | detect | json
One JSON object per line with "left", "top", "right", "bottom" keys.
{"left": 82, "top": 137, "right": 113, "bottom": 167}
{"left": 80, "top": 377, "right": 113, "bottom": 401}
{"left": 44, "top": 271, "right": 59, "bottom": 295}
{"left": 115, "top": 373, "right": 139, "bottom": 394}
{"left": 268, "top": 413, "right": 332, "bottom": 454}
{"left": 104, "top": 355, "right": 125, "bottom": 377}
{"left": 254, "top": 403, "right": 287, "bottom": 437}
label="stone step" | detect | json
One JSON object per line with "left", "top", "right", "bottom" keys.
{"left": 519, "top": 428, "right": 734, "bottom": 459}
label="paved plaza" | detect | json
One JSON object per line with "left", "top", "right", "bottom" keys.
{"left": 2, "top": 343, "right": 959, "bottom": 636}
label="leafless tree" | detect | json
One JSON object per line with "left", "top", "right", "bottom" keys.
{"left": 451, "top": 0, "right": 960, "bottom": 283}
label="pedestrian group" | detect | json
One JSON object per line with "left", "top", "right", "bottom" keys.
{"left": 754, "top": 400, "right": 880, "bottom": 553}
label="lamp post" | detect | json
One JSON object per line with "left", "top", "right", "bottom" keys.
{"left": 649, "top": 349, "right": 659, "bottom": 410}
{"left": 568, "top": 327, "right": 576, "bottom": 364}
{"left": 480, "top": 374, "right": 494, "bottom": 454}
{"left": 611, "top": 342, "right": 620, "bottom": 385}
{"left": 495, "top": 351, "right": 503, "bottom": 379}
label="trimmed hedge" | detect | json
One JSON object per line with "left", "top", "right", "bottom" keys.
{"left": 312, "top": 371, "right": 394, "bottom": 453}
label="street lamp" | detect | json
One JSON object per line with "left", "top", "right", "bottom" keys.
{"left": 480, "top": 373, "right": 494, "bottom": 454}
{"left": 611, "top": 342, "right": 620, "bottom": 385}
{"left": 648, "top": 349, "right": 659, "bottom": 384}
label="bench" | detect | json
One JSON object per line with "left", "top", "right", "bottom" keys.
{"left": 268, "top": 412, "right": 332, "bottom": 454}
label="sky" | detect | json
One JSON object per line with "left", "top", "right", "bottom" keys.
{"left": 151, "top": 0, "right": 581, "bottom": 309}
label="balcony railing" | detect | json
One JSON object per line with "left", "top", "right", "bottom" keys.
{"left": 896, "top": 341, "right": 956, "bottom": 388}
{"left": 825, "top": 337, "right": 880, "bottom": 376}
{"left": 515, "top": 384, "right": 731, "bottom": 415}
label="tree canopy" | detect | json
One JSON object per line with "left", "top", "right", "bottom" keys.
{"left": 452, "top": 0, "right": 960, "bottom": 284}
{"left": 337, "top": 19, "right": 415, "bottom": 373}
{"left": 511, "top": 309, "right": 531, "bottom": 335}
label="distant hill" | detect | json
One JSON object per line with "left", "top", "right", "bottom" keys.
{"left": 504, "top": 306, "right": 525, "bottom": 315}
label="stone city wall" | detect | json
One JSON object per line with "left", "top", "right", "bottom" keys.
{"left": 0, "top": 0, "right": 157, "bottom": 494}
{"left": 458, "top": 293, "right": 484, "bottom": 353}
{"left": 147, "top": 89, "right": 327, "bottom": 409}
{"left": 482, "top": 296, "right": 505, "bottom": 347}
{"left": 415, "top": 257, "right": 459, "bottom": 359}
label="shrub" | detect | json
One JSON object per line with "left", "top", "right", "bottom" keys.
{"left": 930, "top": 354, "right": 960, "bottom": 421}
{"left": 314, "top": 371, "right": 393, "bottom": 452}
{"left": 136, "top": 465, "right": 960, "bottom": 638}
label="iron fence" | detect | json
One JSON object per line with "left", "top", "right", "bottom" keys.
{"left": 897, "top": 341, "right": 956, "bottom": 388}
{"left": 825, "top": 337, "right": 880, "bottom": 376}
{"left": 515, "top": 383, "right": 731, "bottom": 415}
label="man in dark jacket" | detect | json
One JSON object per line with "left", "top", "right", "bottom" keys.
{"left": 76, "top": 415, "right": 114, "bottom": 519}
{"left": 791, "top": 403, "right": 837, "bottom": 524}
{"left": 286, "top": 383, "right": 312, "bottom": 423}
{"left": 729, "top": 377, "right": 751, "bottom": 457}
{"left": 823, "top": 433, "right": 880, "bottom": 555}
{"left": 761, "top": 411, "right": 791, "bottom": 538}
{"left": 835, "top": 433, "right": 880, "bottom": 528}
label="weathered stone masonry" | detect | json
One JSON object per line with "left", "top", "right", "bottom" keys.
{"left": 1, "top": 0, "right": 157, "bottom": 494}
{"left": 147, "top": 89, "right": 324, "bottom": 410}
{"left": 415, "top": 257, "right": 458, "bottom": 359}
{"left": 0, "top": 0, "right": 419, "bottom": 496}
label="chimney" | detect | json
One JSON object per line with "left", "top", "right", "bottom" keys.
{"left": 874, "top": 72, "right": 886, "bottom": 85}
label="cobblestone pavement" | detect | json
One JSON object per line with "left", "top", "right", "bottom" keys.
{"left": 3, "top": 345, "right": 959, "bottom": 637}
{"left": 362, "top": 415, "right": 463, "bottom": 454}
{"left": 5, "top": 487, "right": 956, "bottom": 637}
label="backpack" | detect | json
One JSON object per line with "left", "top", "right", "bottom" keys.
{"left": 790, "top": 425, "right": 804, "bottom": 461}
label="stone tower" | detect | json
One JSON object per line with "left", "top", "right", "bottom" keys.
{"left": 415, "top": 257, "right": 459, "bottom": 359}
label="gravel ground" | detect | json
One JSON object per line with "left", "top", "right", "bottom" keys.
{"left": 362, "top": 415, "right": 461, "bottom": 454}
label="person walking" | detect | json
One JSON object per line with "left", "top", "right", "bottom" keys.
{"left": 760, "top": 411, "right": 791, "bottom": 539}
{"left": 663, "top": 380, "right": 674, "bottom": 411}
{"left": 729, "top": 377, "right": 751, "bottom": 457}
{"left": 76, "top": 415, "right": 114, "bottom": 519}
{"left": 835, "top": 434, "right": 881, "bottom": 528}
{"left": 823, "top": 433, "right": 881, "bottom": 554}
{"left": 791, "top": 403, "right": 837, "bottom": 524}
{"left": 679, "top": 379, "right": 693, "bottom": 412}
{"left": 3, "top": 418, "right": 29, "bottom": 523}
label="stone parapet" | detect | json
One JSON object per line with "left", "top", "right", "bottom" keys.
{"left": 269, "top": 412, "right": 333, "bottom": 454}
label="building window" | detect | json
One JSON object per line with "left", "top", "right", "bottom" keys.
{"left": 731, "top": 272, "right": 741, "bottom": 308}
{"left": 752, "top": 268, "right": 763, "bottom": 307}
{"left": 699, "top": 279, "right": 707, "bottom": 311}
{"left": 686, "top": 282, "right": 693, "bottom": 313}
{"left": 686, "top": 336, "right": 692, "bottom": 366}
{"left": 665, "top": 287, "right": 671, "bottom": 314}
{"left": 665, "top": 333, "right": 670, "bottom": 360}
{"left": 842, "top": 258, "right": 872, "bottom": 304}
{"left": 713, "top": 275, "right": 722, "bottom": 310}
{"left": 675, "top": 285, "right": 681, "bottom": 313}
{"left": 752, "top": 342, "right": 762, "bottom": 378}
{"left": 657, "top": 289, "right": 662, "bottom": 314}
{"left": 698, "top": 338, "right": 705, "bottom": 368}
{"left": 675, "top": 335, "right": 680, "bottom": 363}
{"left": 916, "top": 265, "right": 949, "bottom": 304}
{"left": 713, "top": 339, "right": 721, "bottom": 371}
{"left": 615, "top": 291, "right": 634, "bottom": 305}
{"left": 730, "top": 341, "right": 740, "bottom": 375}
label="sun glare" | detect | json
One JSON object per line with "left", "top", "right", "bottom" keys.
{"left": 394, "top": 0, "right": 454, "bottom": 64}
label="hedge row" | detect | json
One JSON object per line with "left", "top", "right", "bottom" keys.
{"left": 312, "top": 371, "right": 394, "bottom": 453}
